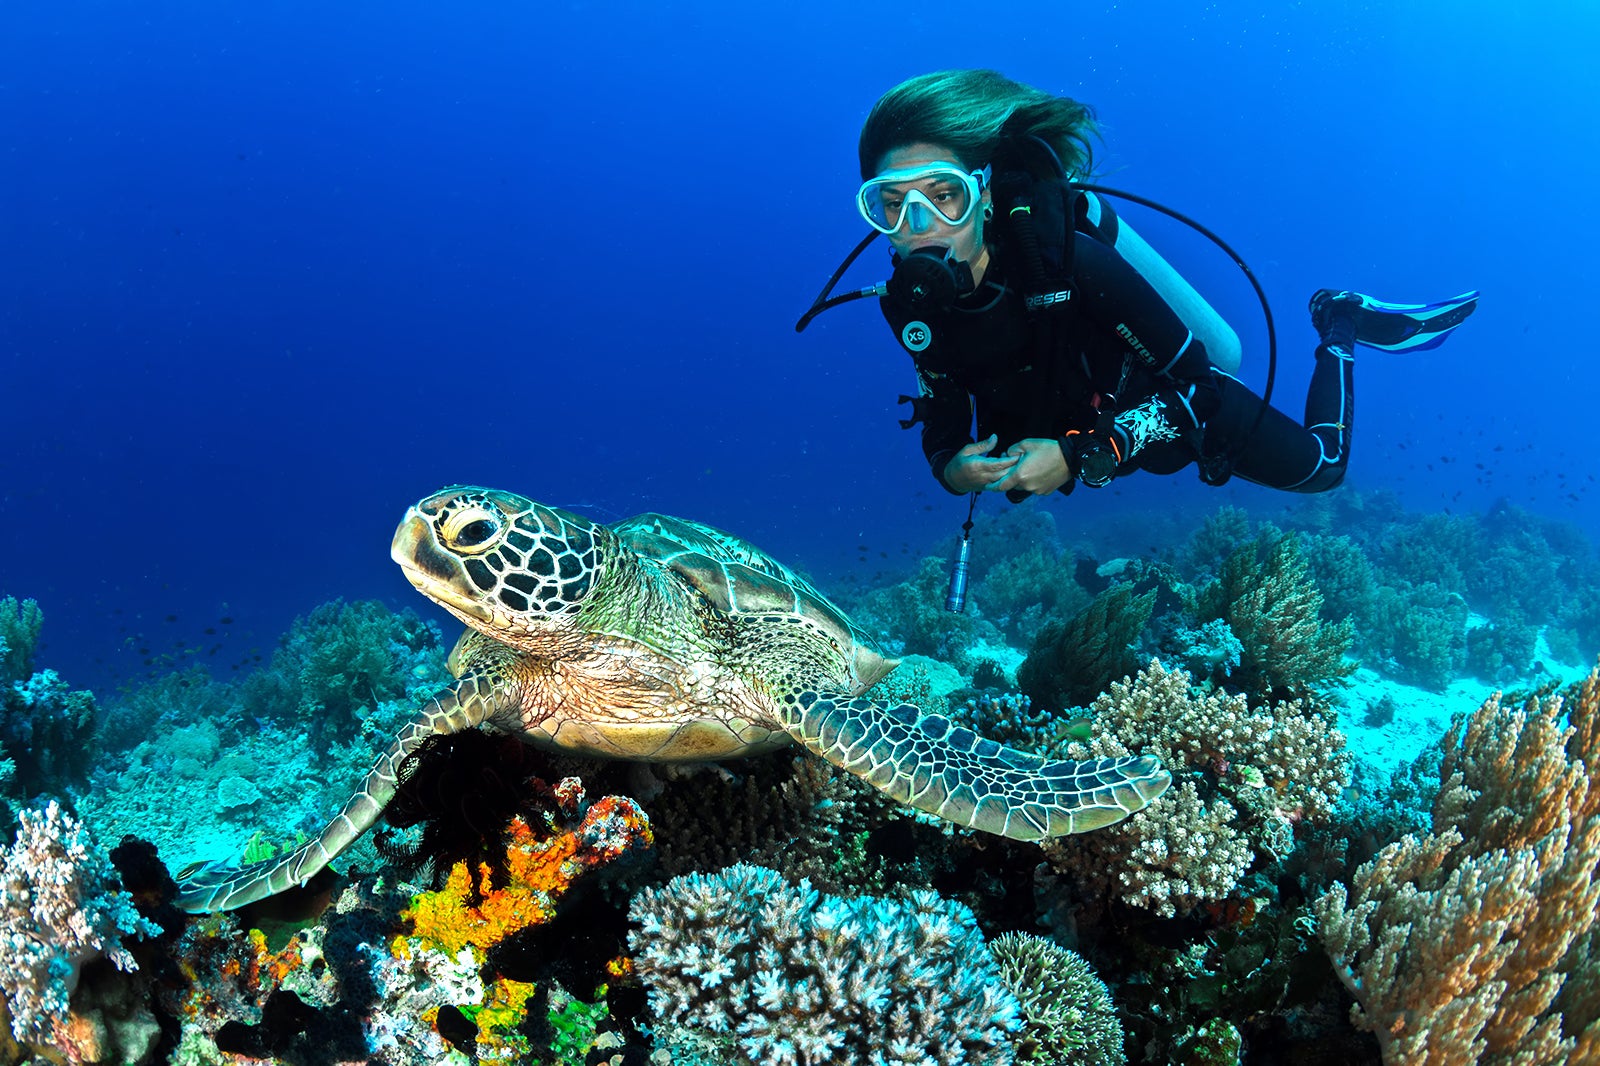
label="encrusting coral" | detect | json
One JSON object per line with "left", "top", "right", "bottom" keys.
{"left": 1315, "top": 667, "right": 1600, "bottom": 1064}
{"left": 1049, "top": 661, "right": 1350, "bottom": 916}
{"left": 628, "top": 863, "right": 1022, "bottom": 1065}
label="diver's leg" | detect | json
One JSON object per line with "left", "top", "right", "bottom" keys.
{"left": 1203, "top": 370, "right": 1350, "bottom": 492}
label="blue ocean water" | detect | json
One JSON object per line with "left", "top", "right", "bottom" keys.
{"left": 3, "top": 0, "right": 1597, "bottom": 695}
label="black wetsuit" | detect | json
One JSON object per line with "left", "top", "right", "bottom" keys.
{"left": 881, "top": 195, "right": 1352, "bottom": 497}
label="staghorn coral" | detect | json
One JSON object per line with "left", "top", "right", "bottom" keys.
{"left": 1191, "top": 532, "right": 1355, "bottom": 699}
{"left": 0, "top": 800, "right": 160, "bottom": 1051}
{"left": 629, "top": 863, "right": 1021, "bottom": 1065}
{"left": 988, "top": 931, "right": 1125, "bottom": 1066}
{"left": 1044, "top": 778, "right": 1253, "bottom": 919}
{"left": 1314, "top": 668, "right": 1600, "bottom": 1065}
{"left": 1048, "top": 661, "right": 1349, "bottom": 916}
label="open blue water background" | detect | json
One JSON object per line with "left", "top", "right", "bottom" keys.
{"left": 3, "top": 1, "right": 1596, "bottom": 694}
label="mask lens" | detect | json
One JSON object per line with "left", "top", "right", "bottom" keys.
{"left": 858, "top": 165, "right": 981, "bottom": 235}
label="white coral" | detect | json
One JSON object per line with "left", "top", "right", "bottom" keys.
{"left": 0, "top": 800, "right": 159, "bottom": 1042}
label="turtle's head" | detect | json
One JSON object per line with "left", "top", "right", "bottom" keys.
{"left": 392, "top": 486, "right": 608, "bottom": 650}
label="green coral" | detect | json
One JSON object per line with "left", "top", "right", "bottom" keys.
{"left": 238, "top": 598, "right": 445, "bottom": 744}
{"left": 0, "top": 598, "right": 99, "bottom": 803}
{"left": 0, "top": 596, "right": 42, "bottom": 685}
{"left": 974, "top": 544, "right": 1090, "bottom": 646}
{"left": 1191, "top": 532, "right": 1355, "bottom": 699}
{"left": 989, "top": 932, "right": 1124, "bottom": 1065}
{"left": 1018, "top": 583, "right": 1155, "bottom": 711}
{"left": 1368, "top": 581, "right": 1467, "bottom": 690}
{"left": 1175, "top": 1018, "right": 1243, "bottom": 1065}
{"left": 1465, "top": 613, "right": 1538, "bottom": 684}
{"left": 1299, "top": 532, "right": 1378, "bottom": 634}
{"left": 1180, "top": 505, "right": 1262, "bottom": 582}
{"left": 844, "top": 556, "right": 1002, "bottom": 667}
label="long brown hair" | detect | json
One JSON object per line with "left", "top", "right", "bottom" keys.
{"left": 858, "top": 69, "right": 1099, "bottom": 181}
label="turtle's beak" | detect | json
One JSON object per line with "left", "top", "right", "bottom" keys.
{"left": 391, "top": 509, "right": 491, "bottom": 623}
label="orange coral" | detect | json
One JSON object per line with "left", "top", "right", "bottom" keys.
{"left": 246, "top": 926, "right": 304, "bottom": 985}
{"left": 397, "top": 796, "right": 652, "bottom": 960}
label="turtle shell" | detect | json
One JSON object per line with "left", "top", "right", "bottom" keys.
{"left": 612, "top": 513, "right": 897, "bottom": 695}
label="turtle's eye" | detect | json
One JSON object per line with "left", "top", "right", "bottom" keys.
{"left": 442, "top": 507, "right": 502, "bottom": 554}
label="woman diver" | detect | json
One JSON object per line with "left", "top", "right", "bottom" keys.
{"left": 804, "top": 69, "right": 1478, "bottom": 501}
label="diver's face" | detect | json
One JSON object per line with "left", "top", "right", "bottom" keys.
{"left": 873, "top": 142, "right": 991, "bottom": 272}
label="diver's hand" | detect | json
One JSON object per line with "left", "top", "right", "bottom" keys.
{"left": 942, "top": 435, "right": 1020, "bottom": 493}
{"left": 990, "top": 438, "right": 1072, "bottom": 496}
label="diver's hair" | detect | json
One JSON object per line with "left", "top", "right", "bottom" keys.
{"left": 858, "top": 69, "right": 1098, "bottom": 180}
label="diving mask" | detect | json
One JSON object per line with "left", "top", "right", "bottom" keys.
{"left": 857, "top": 162, "right": 991, "bottom": 236}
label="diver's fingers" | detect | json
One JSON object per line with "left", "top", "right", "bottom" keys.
{"left": 958, "top": 434, "right": 999, "bottom": 457}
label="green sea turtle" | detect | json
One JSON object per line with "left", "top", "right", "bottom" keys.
{"left": 175, "top": 486, "right": 1170, "bottom": 912}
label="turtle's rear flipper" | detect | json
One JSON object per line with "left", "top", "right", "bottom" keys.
{"left": 782, "top": 692, "right": 1170, "bottom": 841}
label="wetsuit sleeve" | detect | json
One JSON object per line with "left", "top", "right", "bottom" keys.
{"left": 914, "top": 364, "right": 975, "bottom": 494}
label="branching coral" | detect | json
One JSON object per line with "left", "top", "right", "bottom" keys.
{"left": 0, "top": 596, "right": 42, "bottom": 686}
{"left": 0, "top": 800, "right": 159, "bottom": 1049}
{"left": 0, "top": 598, "right": 99, "bottom": 805}
{"left": 629, "top": 863, "right": 1021, "bottom": 1065}
{"left": 237, "top": 598, "right": 446, "bottom": 745}
{"left": 1314, "top": 668, "right": 1600, "bottom": 1064}
{"left": 1018, "top": 583, "right": 1156, "bottom": 711}
{"left": 973, "top": 544, "right": 1091, "bottom": 647}
{"left": 1047, "top": 662, "right": 1349, "bottom": 916}
{"left": 989, "top": 931, "right": 1125, "bottom": 1066}
{"left": 1191, "top": 532, "right": 1355, "bottom": 699}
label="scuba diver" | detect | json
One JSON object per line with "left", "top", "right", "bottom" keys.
{"left": 798, "top": 70, "right": 1478, "bottom": 503}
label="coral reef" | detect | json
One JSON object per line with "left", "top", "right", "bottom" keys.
{"left": 1189, "top": 532, "right": 1355, "bottom": 700}
{"left": 973, "top": 544, "right": 1090, "bottom": 647}
{"left": 988, "top": 931, "right": 1124, "bottom": 1066}
{"left": 1048, "top": 661, "right": 1349, "bottom": 916}
{"left": 1315, "top": 668, "right": 1600, "bottom": 1064}
{"left": 237, "top": 598, "right": 446, "bottom": 746}
{"left": 0, "top": 597, "right": 99, "bottom": 815}
{"left": 1018, "top": 582, "right": 1156, "bottom": 711}
{"left": 0, "top": 597, "right": 41, "bottom": 684}
{"left": 0, "top": 800, "right": 159, "bottom": 1057}
{"left": 628, "top": 863, "right": 1021, "bottom": 1065}
{"left": 81, "top": 597, "right": 450, "bottom": 879}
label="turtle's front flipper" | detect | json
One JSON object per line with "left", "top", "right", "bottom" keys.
{"left": 782, "top": 692, "right": 1170, "bottom": 841}
{"left": 173, "top": 675, "right": 503, "bottom": 913}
